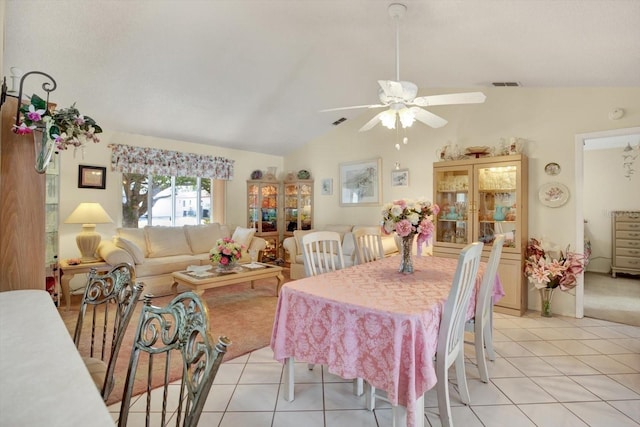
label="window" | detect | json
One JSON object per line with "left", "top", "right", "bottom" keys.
{"left": 122, "top": 174, "right": 223, "bottom": 228}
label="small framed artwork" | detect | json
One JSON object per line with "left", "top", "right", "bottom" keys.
{"left": 391, "top": 169, "right": 410, "bottom": 187}
{"left": 321, "top": 178, "right": 333, "bottom": 195}
{"left": 339, "top": 158, "right": 382, "bottom": 206}
{"left": 78, "top": 165, "right": 107, "bottom": 189}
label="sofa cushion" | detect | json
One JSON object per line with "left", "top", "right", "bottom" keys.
{"left": 144, "top": 226, "right": 192, "bottom": 258}
{"left": 117, "top": 228, "right": 148, "bottom": 257}
{"left": 184, "top": 223, "right": 224, "bottom": 254}
{"left": 321, "top": 224, "right": 354, "bottom": 240}
{"left": 114, "top": 236, "right": 145, "bottom": 264}
{"left": 231, "top": 226, "right": 256, "bottom": 249}
{"left": 134, "top": 254, "right": 202, "bottom": 278}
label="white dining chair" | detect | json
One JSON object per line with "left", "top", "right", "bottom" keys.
{"left": 300, "top": 230, "right": 363, "bottom": 394}
{"left": 302, "top": 231, "right": 345, "bottom": 276}
{"left": 465, "top": 234, "right": 504, "bottom": 383}
{"left": 365, "top": 241, "right": 484, "bottom": 427}
{"left": 353, "top": 226, "right": 385, "bottom": 264}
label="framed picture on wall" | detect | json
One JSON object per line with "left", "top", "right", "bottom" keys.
{"left": 339, "top": 158, "right": 382, "bottom": 206}
{"left": 321, "top": 178, "right": 333, "bottom": 195}
{"left": 78, "top": 165, "right": 106, "bottom": 189}
{"left": 391, "top": 169, "right": 409, "bottom": 187}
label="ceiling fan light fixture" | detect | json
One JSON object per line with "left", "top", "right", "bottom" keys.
{"left": 380, "top": 109, "right": 397, "bottom": 129}
{"left": 398, "top": 108, "right": 415, "bottom": 128}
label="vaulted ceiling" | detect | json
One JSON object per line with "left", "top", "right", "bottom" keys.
{"left": 3, "top": 0, "right": 639, "bottom": 156}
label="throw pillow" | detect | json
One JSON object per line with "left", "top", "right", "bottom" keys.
{"left": 114, "top": 236, "right": 145, "bottom": 264}
{"left": 184, "top": 223, "right": 223, "bottom": 254}
{"left": 231, "top": 226, "right": 256, "bottom": 250}
{"left": 293, "top": 229, "right": 316, "bottom": 255}
{"left": 117, "top": 228, "right": 148, "bottom": 257}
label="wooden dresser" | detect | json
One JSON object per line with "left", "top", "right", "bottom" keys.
{"left": 611, "top": 211, "right": 640, "bottom": 277}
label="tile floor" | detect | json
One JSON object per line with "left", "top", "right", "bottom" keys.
{"left": 108, "top": 311, "right": 640, "bottom": 426}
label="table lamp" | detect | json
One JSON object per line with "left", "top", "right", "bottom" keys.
{"left": 64, "top": 202, "right": 114, "bottom": 263}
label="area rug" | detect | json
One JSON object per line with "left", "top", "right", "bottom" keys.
{"left": 60, "top": 276, "right": 287, "bottom": 405}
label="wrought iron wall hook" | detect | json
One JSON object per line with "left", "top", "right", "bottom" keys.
{"left": 14, "top": 71, "right": 58, "bottom": 126}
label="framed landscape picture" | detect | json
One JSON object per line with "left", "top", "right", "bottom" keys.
{"left": 391, "top": 169, "right": 409, "bottom": 187}
{"left": 339, "top": 158, "right": 382, "bottom": 206}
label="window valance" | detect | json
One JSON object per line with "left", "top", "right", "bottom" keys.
{"left": 109, "top": 144, "right": 234, "bottom": 180}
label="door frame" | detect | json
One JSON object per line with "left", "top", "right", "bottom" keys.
{"left": 574, "top": 126, "right": 640, "bottom": 318}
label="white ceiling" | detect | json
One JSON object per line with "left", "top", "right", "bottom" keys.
{"left": 3, "top": 0, "right": 640, "bottom": 156}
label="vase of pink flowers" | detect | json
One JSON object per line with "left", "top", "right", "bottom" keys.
{"left": 209, "top": 238, "right": 244, "bottom": 271}
{"left": 524, "top": 238, "right": 585, "bottom": 317}
{"left": 381, "top": 198, "right": 439, "bottom": 274}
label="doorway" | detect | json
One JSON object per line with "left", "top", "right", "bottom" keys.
{"left": 575, "top": 126, "right": 640, "bottom": 325}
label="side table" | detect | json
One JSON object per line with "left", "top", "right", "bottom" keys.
{"left": 59, "top": 259, "right": 110, "bottom": 311}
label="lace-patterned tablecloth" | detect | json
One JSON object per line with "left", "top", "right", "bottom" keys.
{"left": 271, "top": 255, "right": 504, "bottom": 427}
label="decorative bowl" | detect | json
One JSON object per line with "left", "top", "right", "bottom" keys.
{"left": 251, "top": 170, "right": 263, "bottom": 180}
{"left": 297, "top": 169, "right": 311, "bottom": 179}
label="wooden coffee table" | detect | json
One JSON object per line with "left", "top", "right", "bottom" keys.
{"left": 171, "top": 263, "right": 285, "bottom": 296}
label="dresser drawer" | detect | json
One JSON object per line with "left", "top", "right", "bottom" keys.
{"left": 614, "top": 256, "right": 640, "bottom": 269}
{"left": 616, "top": 222, "right": 640, "bottom": 231}
{"left": 616, "top": 230, "right": 640, "bottom": 240}
{"left": 617, "top": 239, "right": 640, "bottom": 249}
{"left": 615, "top": 212, "right": 640, "bottom": 222}
{"left": 617, "top": 247, "right": 640, "bottom": 257}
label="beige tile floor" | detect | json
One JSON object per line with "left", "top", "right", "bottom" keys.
{"left": 108, "top": 311, "right": 640, "bottom": 426}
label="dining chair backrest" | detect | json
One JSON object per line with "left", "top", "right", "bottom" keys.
{"left": 302, "top": 231, "right": 345, "bottom": 276}
{"left": 118, "top": 292, "right": 230, "bottom": 427}
{"left": 465, "top": 234, "right": 504, "bottom": 383}
{"left": 353, "top": 226, "right": 385, "bottom": 264}
{"left": 73, "top": 262, "right": 143, "bottom": 401}
{"left": 436, "top": 241, "right": 483, "bottom": 426}
{"left": 476, "top": 234, "right": 504, "bottom": 322}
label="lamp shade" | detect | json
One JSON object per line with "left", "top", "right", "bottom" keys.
{"left": 64, "top": 202, "right": 114, "bottom": 225}
{"left": 64, "top": 203, "right": 113, "bottom": 263}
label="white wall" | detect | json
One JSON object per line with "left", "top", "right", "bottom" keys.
{"left": 584, "top": 146, "right": 640, "bottom": 273}
{"left": 284, "top": 87, "right": 640, "bottom": 316}
{"left": 58, "top": 131, "right": 283, "bottom": 260}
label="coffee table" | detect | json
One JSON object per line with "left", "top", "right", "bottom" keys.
{"left": 171, "top": 262, "right": 285, "bottom": 296}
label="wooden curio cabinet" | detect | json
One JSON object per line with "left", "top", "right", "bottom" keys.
{"left": 247, "top": 180, "right": 280, "bottom": 262}
{"left": 433, "top": 154, "right": 529, "bottom": 316}
{"left": 283, "top": 179, "right": 313, "bottom": 236}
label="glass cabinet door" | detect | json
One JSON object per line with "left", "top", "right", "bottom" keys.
{"left": 475, "top": 162, "right": 519, "bottom": 250}
{"left": 283, "top": 181, "right": 313, "bottom": 233}
{"left": 434, "top": 166, "right": 472, "bottom": 246}
{"left": 247, "top": 183, "right": 259, "bottom": 229}
{"left": 260, "top": 184, "right": 278, "bottom": 233}
{"left": 284, "top": 183, "right": 298, "bottom": 232}
{"left": 299, "top": 182, "right": 312, "bottom": 230}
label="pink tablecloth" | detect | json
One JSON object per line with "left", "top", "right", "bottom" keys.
{"left": 270, "top": 255, "right": 504, "bottom": 426}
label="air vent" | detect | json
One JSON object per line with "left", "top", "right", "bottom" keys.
{"left": 492, "top": 82, "right": 521, "bottom": 87}
{"left": 332, "top": 117, "right": 347, "bottom": 126}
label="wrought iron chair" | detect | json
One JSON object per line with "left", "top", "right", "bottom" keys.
{"left": 353, "top": 226, "right": 385, "bottom": 264}
{"left": 365, "top": 242, "right": 484, "bottom": 427}
{"left": 73, "top": 262, "right": 143, "bottom": 401}
{"left": 117, "top": 292, "right": 230, "bottom": 427}
{"left": 301, "top": 231, "right": 345, "bottom": 276}
{"left": 465, "top": 234, "right": 504, "bottom": 383}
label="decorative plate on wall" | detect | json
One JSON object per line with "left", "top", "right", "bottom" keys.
{"left": 538, "top": 182, "right": 570, "bottom": 208}
{"left": 250, "top": 170, "right": 263, "bottom": 180}
{"left": 297, "top": 169, "right": 311, "bottom": 179}
{"left": 544, "top": 162, "right": 561, "bottom": 176}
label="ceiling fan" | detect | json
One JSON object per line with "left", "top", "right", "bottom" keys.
{"left": 321, "top": 3, "right": 486, "bottom": 132}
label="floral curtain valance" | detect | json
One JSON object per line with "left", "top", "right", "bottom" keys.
{"left": 109, "top": 144, "right": 234, "bottom": 180}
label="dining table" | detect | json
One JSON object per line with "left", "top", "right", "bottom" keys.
{"left": 270, "top": 254, "right": 504, "bottom": 427}
{"left": 0, "top": 290, "right": 114, "bottom": 426}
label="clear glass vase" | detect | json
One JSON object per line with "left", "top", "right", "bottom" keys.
{"left": 539, "top": 287, "right": 554, "bottom": 317}
{"left": 33, "top": 128, "right": 56, "bottom": 174}
{"left": 399, "top": 234, "right": 415, "bottom": 274}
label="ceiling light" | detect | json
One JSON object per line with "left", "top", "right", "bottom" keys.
{"left": 398, "top": 108, "right": 415, "bottom": 128}
{"left": 380, "top": 109, "right": 397, "bottom": 129}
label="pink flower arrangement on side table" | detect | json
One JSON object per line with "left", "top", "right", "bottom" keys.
{"left": 381, "top": 198, "right": 439, "bottom": 256}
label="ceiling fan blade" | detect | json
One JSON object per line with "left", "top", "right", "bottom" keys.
{"left": 320, "top": 104, "right": 386, "bottom": 113}
{"left": 378, "top": 80, "right": 404, "bottom": 99}
{"left": 410, "top": 107, "right": 448, "bottom": 128}
{"left": 359, "top": 111, "right": 386, "bottom": 132}
{"left": 412, "top": 92, "right": 486, "bottom": 107}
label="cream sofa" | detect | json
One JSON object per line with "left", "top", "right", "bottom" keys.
{"left": 282, "top": 225, "right": 400, "bottom": 280}
{"left": 98, "top": 223, "right": 266, "bottom": 295}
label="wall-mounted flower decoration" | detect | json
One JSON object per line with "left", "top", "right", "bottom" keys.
{"left": 622, "top": 142, "right": 639, "bottom": 180}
